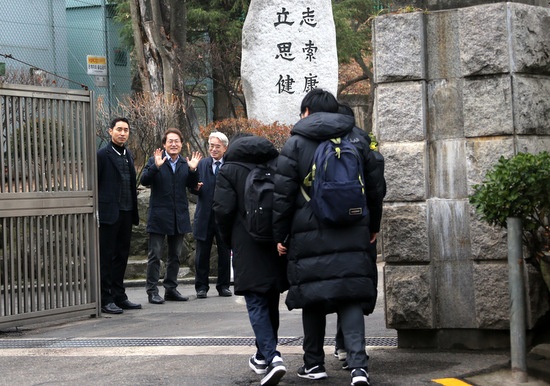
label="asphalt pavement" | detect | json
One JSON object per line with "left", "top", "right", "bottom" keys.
{"left": 0, "top": 263, "right": 548, "bottom": 386}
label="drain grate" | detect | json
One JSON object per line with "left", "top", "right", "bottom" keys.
{"left": 0, "top": 336, "right": 397, "bottom": 349}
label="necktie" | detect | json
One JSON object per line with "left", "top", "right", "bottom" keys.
{"left": 214, "top": 161, "right": 221, "bottom": 175}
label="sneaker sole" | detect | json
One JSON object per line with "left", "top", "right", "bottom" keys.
{"left": 261, "top": 365, "right": 286, "bottom": 385}
{"left": 351, "top": 373, "right": 370, "bottom": 386}
{"left": 351, "top": 378, "right": 369, "bottom": 386}
{"left": 249, "top": 360, "right": 267, "bottom": 375}
{"left": 297, "top": 371, "right": 328, "bottom": 380}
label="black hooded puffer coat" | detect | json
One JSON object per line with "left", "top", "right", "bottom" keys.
{"left": 213, "top": 135, "right": 289, "bottom": 295}
{"left": 272, "top": 112, "right": 384, "bottom": 312}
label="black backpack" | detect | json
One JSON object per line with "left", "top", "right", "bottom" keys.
{"left": 301, "top": 136, "right": 367, "bottom": 226}
{"left": 233, "top": 160, "right": 276, "bottom": 242}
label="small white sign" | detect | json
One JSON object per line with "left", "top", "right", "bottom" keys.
{"left": 94, "top": 75, "right": 108, "bottom": 88}
{"left": 87, "top": 55, "right": 107, "bottom": 76}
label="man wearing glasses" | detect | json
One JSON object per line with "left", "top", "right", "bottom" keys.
{"left": 190, "top": 132, "right": 232, "bottom": 299}
{"left": 140, "top": 128, "right": 202, "bottom": 304}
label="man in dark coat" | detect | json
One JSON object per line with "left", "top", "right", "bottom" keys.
{"left": 140, "top": 128, "right": 202, "bottom": 304}
{"left": 189, "top": 131, "right": 232, "bottom": 299}
{"left": 97, "top": 117, "right": 142, "bottom": 314}
{"left": 272, "top": 89, "right": 384, "bottom": 386}
{"left": 213, "top": 135, "right": 289, "bottom": 386}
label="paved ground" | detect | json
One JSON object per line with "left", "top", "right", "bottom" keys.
{"left": 0, "top": 264, "right": 548, "bottom": 386}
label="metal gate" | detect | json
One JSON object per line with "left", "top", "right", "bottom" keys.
{"left": 0, "top": 83, "right": 99, "bottom": 329}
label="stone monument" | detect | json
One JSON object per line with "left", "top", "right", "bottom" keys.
{"left": 373, "top": 2, "right": 550, "bottom": 349}
{"left": 241, "top": 0, "right": 339, "bottom": 125}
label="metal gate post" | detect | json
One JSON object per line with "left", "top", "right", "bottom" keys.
{"left": 507, "top": 216, "right": 527, "bottom": 383}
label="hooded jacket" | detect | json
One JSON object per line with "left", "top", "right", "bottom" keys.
{"left": 213, "top": 135, "right": 288, "bottom": 295}
{"left": 272, "top": 112, "right": 384, "bottom": 311}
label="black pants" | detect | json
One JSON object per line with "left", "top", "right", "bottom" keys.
{"left": 194, "top": 224, "right": 231, "bottom": 293}
{"left": 99, "top": 210, "right": 133, "bottom": 306}
{"left": 302, "top": 302, "right": 368, "bottom": 370}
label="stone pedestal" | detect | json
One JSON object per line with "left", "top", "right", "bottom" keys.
{"left": 373, "top": 2, "right": 550, "bottom": 349}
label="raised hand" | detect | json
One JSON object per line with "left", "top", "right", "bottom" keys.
{"left": 187, "top": 151, "right": 203, "bottom": 170}
{"left": 154, "top": 148, "right": 167, "bottom": 168}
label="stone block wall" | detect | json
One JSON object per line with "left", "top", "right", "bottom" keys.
{"left": 373, "top": 2, "right": 550, "bottom": 348}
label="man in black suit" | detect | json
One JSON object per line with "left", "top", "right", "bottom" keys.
{"left": 96, "top": 117, "right": 142, "bottom": 314}
{"left": 190, "top": 132, "right": 232, "bottom": 299}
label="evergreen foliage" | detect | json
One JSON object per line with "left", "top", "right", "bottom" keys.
{"left": 469, "top": 151, "right": 550, "bottom": 262}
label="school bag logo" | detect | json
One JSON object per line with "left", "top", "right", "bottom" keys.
{"left": 301, "top": 136, "right": 367, "bottom": 226}
{"left": 233, "top": 161, "right": 276, "bottom": 242}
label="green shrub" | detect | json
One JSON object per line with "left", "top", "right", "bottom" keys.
{"left": 469, "top": 151, "right": 550, "bottom": 263}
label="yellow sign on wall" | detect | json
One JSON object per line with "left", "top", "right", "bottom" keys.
{"left": 86, "top": 55, "right": 107, "bottom": 76}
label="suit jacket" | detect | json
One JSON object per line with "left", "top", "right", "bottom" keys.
{"left": 140, "top": 151, "right": 199, "bottom": 235}
{"left": 189, "top": 157, "right": 219, "bottom": 241}
{"left": 96, "top": 143, "right": 139, "bottom": 225}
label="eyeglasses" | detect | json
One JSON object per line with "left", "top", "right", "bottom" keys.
{"left": 209, "top": 144, "right": 222, "bottom": 149}
{"left": 167, "top": 139, "right": 181, "bottom": 144}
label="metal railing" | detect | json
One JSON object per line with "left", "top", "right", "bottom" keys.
{"left": 0, "top": 83, "right": 99, "bottom": 329}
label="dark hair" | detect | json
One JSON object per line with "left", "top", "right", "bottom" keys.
{"left": 337, "top": 103, "right": 355, "bottom": 117}
{"left": 110, "top": 117, "right": 129, "bottom": 129}
{"left": 300, "top": 88, "right": 338, "bottom": 115}
{"left": 162, "top": 128, "right": 184, "bottom": 144}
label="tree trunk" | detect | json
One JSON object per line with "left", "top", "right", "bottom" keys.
{"left": 129, "top": 0, "right": 201, "bottom": 133}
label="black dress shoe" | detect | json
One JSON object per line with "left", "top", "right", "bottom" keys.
{"left": 101, "top": 302, "right": 123, "bottom": 314}
{"left": 218, "top": 288, "right": 232, "bottom": 297}
{"left": 164, "top": 289, "right": 189, "bottom": 302}
{"left": 116, "top": 299, "right": 142, "bottom": 310}
{"left": 196, "top": 290, "right": 207, "bottom": 299}
{"left": 148, "top": 293, "right": 165, "bottom": 304}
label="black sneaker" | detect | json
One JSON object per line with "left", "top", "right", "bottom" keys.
{"left": 260, "top": 355, "right": 286, "bottom": 385}
{"left": 342, "top": 360, "right": 349, "bottom": 370}
{"left": 350, "top": 368, "right": 370, "bottom": 386}
{"left": 297, "top": 364, "right": 328, "bottom": 380}
{"left": 249, "top": 354, "right": 268, "bottom": 375}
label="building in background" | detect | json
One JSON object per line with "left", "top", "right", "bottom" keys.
{"left": 0, "top": 0, "right": 131, "bottom": 116}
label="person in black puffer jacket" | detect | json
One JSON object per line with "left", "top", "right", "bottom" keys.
{"left": 272, "top": 89, "right": 384, "bottom": 386}
{"left": 213, "top": 134, "right": 289, "bottom": 386}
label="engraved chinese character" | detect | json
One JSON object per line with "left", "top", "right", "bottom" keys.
{"left": 300, "top": 7, "right": 317, "bottom": 27}
{"left": 303, "top": 74, "right": 319, "bottom": 92}
{"left": 275, "top": 42, "right": 296, "bottom": 61}
{"left": 276, "top": 75, "right": 296, "bottom": 94}
{"left": 274, "top": 7, "right": 294, "bottom": 27}
{"left": 303, "top": 40, "right": 318, "bottom": 62}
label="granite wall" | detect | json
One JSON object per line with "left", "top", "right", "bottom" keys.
{"left": 373, "top": 2, "right": 550, "bottom": 348}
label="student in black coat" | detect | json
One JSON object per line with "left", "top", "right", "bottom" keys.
{"left": 272, "top": 89, "right": 384, "bottom": 386}
{"left": 96, "top": 117, "right": 141, "bottom": 314}
{"left": 213, "top": 135, "right": 289, "bottom": 386}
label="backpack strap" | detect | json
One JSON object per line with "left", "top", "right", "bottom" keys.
{"left": 300, "top": 185, "right": 311, "bottom": 202}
